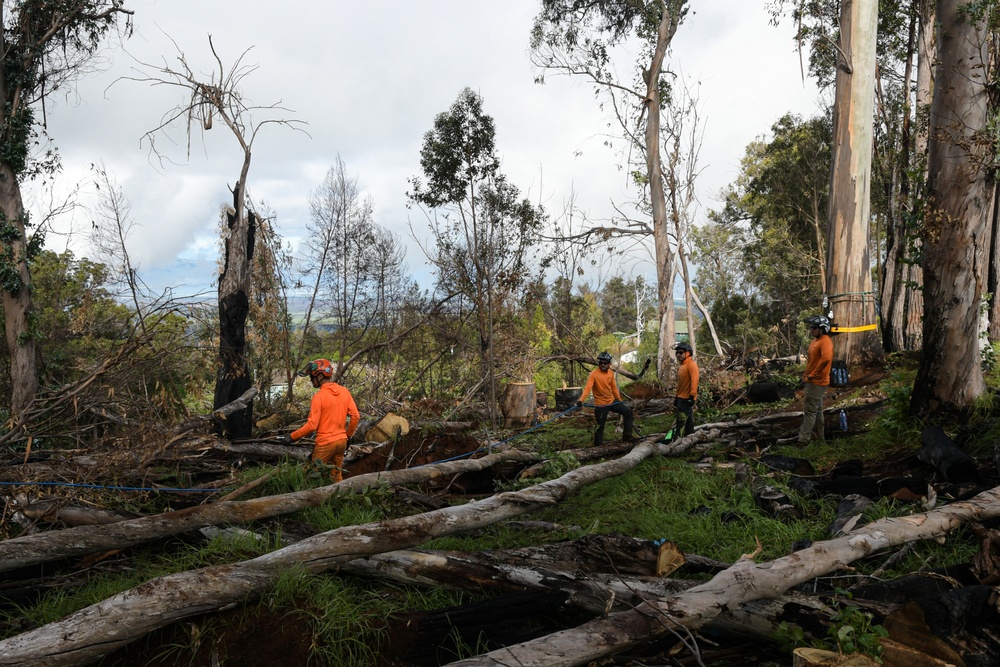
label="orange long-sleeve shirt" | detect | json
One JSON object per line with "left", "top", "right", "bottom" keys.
{"left": 291, "top": 381, "right": 360, "bottom": 445}
{"left": 676, "top": 356, "right": 699, "bottom": 400}
{"left": 804, "top": 335, "right": 833, "bottom": 386}
{"left": 580, "top": 367, "right": 622, "bottom": 407}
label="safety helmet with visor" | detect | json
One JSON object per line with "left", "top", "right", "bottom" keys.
{"left": 804, "top": 315, "right": 831, "bottom": 334}
{"left": 596, "top": 351, "right": 613, "bottom": 365}
{"left": 673, "top": 342, "right": 692, "bottom": 355}
{"left": 298, "top": 358, "right": 334, "bottom": 379}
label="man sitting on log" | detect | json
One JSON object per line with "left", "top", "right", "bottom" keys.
{"left": 577, "top": 351, "right": 634, "bottom": 446}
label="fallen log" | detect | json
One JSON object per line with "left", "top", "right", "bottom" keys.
{"left": 441, "top": 483, "right": 1000, "bottom": 667}
{"left": 342, "top": 547, "right": 840, "bottom": 643}
{"left": 0, "top": 441, "right": 668, "bottom": 666}
{"left": 479, "top": 533, "right": 686, "bottom": 577}
{"left": 0, "top": 449, "right": 538, "bottom": 574}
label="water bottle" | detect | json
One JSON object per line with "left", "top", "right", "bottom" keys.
{"left": 839, "top": 410, "right": 848, "bottom": 432}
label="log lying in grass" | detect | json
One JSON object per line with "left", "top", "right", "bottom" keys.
{"left": 342, "top": 547, "right": 840, "bottom": 643}
{"left": 441, "top": 484, "right": 1000, "bottom": 667}
{"left": 0, "top": 442, "right": 667, "bottom": 667}
{"left": 0, "top": 449, "right": 538, "bottom": 574}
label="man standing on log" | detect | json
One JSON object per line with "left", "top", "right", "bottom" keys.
{"left": 577, "top": 351, "right": 634, "bottom": 446}
{"left": 798, "top": 316, "right": 833, "bottom": 445}
{"left": 669, "top": 342, "right": 699, "bottom": 443}
{"left": 279, "top": 359, "right": 360, "bottom": 481}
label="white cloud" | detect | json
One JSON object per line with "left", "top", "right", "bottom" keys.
{"left": 29, "top": 0, "right": 821, "bottom": 294}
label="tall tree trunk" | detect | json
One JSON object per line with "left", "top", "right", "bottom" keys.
{"left": 880, "top": 3, "right": 918, "bottom": 353}
{"left": 0, "top": 161, "right": 38, "bottom": 415}
{"left": 910, "top": 0, "right": 990, "bottom": 416}
{"left": 826, "top": 0, "right": 884, "bottom": 366}
{"left": 214, "top": 183, "right": 255, "bottom": 438}
{"left": 989, "top": 181, "right": 1000, "bottom": 340}
{"left": 647, "top": 3, "right": 681, "bottom": 385}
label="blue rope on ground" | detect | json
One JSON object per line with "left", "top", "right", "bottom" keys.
{"left": 413, "top": 404, "right": 585, "bottom": 467}
{"left": 0, "top": 480, "right": 221, "bottom": 493}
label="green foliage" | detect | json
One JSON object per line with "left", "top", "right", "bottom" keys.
{"left": 774, "top": 590, "right": 889, "bottom": 662}
{"left": 697, "top": 112, "right": 832, "bottom": 358}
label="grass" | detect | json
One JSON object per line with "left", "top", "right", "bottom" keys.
{"left": 5, "top": 358, "right": 1000, "bottom": 664}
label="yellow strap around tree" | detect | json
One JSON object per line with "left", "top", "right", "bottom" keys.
{"left": 830, "top": 324, "right": 878, "bottom": 333}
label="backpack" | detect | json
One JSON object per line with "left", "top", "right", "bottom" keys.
{"left": 830, "top": 359, "right": 849, "bottom": 388}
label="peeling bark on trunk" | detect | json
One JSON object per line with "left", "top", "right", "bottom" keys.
{"left": 0, "top": 442, "right": 666, "bottom": 666}
{"left": 443, "top": 484, "right": 1000, "bottom": 667}
{"left": 910, "top": 0, "right": 990, "bottom": 415}
{"left": 826, "top": 0, "right": 883, "bottom": 366}
{"left": 0, "top": 449, "right": 538, "bottom": 574}
{"left": 0, "top": 161, "right": 38, "bottom": 415}
{"left": 646, "top": 4, "right": 680, "bottom": 385}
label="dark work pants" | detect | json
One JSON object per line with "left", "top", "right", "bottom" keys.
{"left": 673, "top": 397, "right": 695, "bottom": 441}
{"left": 594, "top": 401, "right": 633, "bottom": 445}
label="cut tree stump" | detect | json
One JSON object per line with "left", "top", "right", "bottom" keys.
{"left": 501, "top": 382, "right": 536, "bottom": 427}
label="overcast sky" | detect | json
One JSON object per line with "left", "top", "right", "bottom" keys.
{"left": 32, "top": 0, "right": 824, "bottom": 296}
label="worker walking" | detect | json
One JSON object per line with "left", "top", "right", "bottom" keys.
{"left": 279, "top": 358, "right": 360, "bottom": 482}
{"left": 798, "top": 316, "right": 833, "bottom": 445}
{"left": 577, "top": 351, "right": 634, "bottom": 446}
{"left": 670, "top": 342, "right": 699, "bottom": 442}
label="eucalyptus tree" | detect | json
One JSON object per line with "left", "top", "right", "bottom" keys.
{"left": 531, "top": 0, "right": 687, "bottom": 385}
{"left": 910, "top": 0, "right": 992, "bottom": 416}
{"left": 408, "top": 87, "right": 546, "bottom": 425}
{"left": 771, "top": 0, "right": 932, "bottom": 355}
{"left": 0, "top": 0, "right": 131, "bottom": 415}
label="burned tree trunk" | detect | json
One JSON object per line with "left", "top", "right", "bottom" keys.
{"left": 213, "top": 200, "right": 256, "bottom": 439}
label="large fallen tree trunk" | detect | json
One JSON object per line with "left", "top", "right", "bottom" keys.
{"left": 442, "top": 484, "right": 1000, "bottom": 667}
{"left": 0, "top": 441, "right": 667, "bottom": 666}
{"left": 342, "top": 547, "right": 841, "bottom": 643}
{"left": 0, "top": 449, "right": 538, "bottom": 574}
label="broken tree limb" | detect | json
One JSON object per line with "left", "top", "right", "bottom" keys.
{"left": 441, "top": 483, "right": 1000, "bottom": 667}
{"left": 0, "top": 449, "right": 538, "bottom": 574}
{"left": 0, "top": 442, "right": 668, "bottom": 667}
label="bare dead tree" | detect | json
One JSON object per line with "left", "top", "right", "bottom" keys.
{"left": 123, "top": 34, "right": 306, "bottom": 439}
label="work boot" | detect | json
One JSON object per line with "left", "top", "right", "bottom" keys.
{"left": 593, "top": 429, "right": 604, "bottom": 447}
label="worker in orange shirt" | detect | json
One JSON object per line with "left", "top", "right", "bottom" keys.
{"left": 670, "top": 342, "right": 699, "bottom": 442}
{"left": 279, "top": 359, "right": 360, "bottom": 482}
{"left": 798, "top": 316, "right": 833, "bottom": 445}
{"left": 576, "top": 351, "right": 634, "bottom": 446}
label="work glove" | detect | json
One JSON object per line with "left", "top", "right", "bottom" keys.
{"left": 576, "top": 401, "right": 583, "bottom": 409}
{"left": 276, "top": 434, "right": 293, "bottom": 445}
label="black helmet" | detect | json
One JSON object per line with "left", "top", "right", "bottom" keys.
{"left": 673, "top": 342, "right": 692, "bottom": 353}
{"left": 597, "top": 351, "right": 613, "bottom": 364}
{"left": 804, "top": 315, "right": 831, "bottom": 334}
